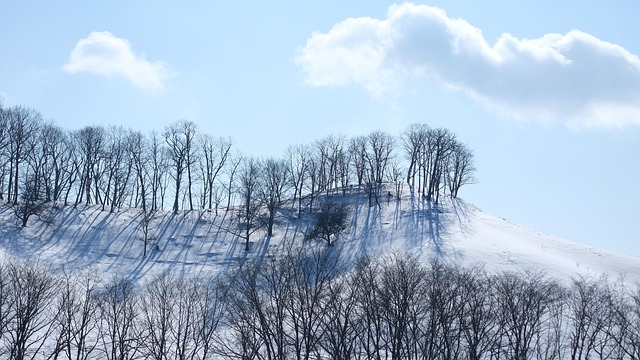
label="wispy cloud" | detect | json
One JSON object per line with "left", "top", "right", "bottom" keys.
{"left": 295, "top": 3, "right": 640, "bottom": 128}
{"left": 64, "top": 31, "right": 169, "bottom": 91}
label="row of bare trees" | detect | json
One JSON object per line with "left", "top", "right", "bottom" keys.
{"left": 2, "top": 253, "right": 640, "bottom": 360}
{"left": 223, "top": 251, "right": 640, "bottom": 360}
{"left": 0, "top": 101, "right": 475, "bottom": 225}
{"left": 0, "top": 259, "right": 227, "bottom": 360}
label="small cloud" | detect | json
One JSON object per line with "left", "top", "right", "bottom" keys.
{"left": 64, "top": 31, "right": 169, "bottom": 91}
{"left": 295, "top": 3, "right": 640, "bottom": 128}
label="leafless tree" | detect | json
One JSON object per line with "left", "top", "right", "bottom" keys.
{"left": 284, "top": 144, "right": 310, "bottom": 218}
{"left": 224, "top": 152, "right": 243, "bottom": 212}
{"left": 225, "top": 258, "right": 290, "bottom": 360}
{"left": 199, "top": 135, "right": 232, "bottom": 210}
{"left": 305, "top": 201, "right": 350, "bottom": 246}
{"left": 190, "top": 277, "right": 228, "bottom": 360}
{"left": 348, "top": 135, "right": 368, "bottom": 188}
{"left": 260, "top": 157, "right": 289, "bottom": 237}
{"left": 127, "top": 131, "right": 149, "bottom": 212}
{"left": 363, "top": 131, "right": 395, "bottom": 207}
{"left": 148, "top": 131, "right": 169, "bottom": 211}
{"left": 285, "top": 248, "right": 343, "bottom": 360}
{"left": 13, "top": 171, "right": 47, "bottom": 227}
{"left": 378, "top": 254, "right": 429, "bottom": 359}
{"left": 50, "top": 270, "right": 102, "bottom": 360}
{"left": 318, "top": 264, "right": 362, "bottom": 360}
{"left": 424, "top": 128, "right": 456, "bottom": 203}
{"left": 458, "top": 265, "right": 501, "bottom": 360}
{"left": 73, "top": 126, "right": 106, "bottom": 206}
{"left": 304, "top": 157, "right": 320, "bottom": 213}
{"left": 424, "top": 261, "right": 467, "bottom": 359}
{"left": 96, "top": 277, "right": 141, "bottom": 360}
{"left": 3, "top": 261, "right": 59, "bottom": 360}
{"left": 38, "top": 124, "right": 74, "bottom": 203}
{"left": 0, "top": 263, "right": 12, "bottom": 351}
{"left": 237, "top": 157, "right": 262, "bottom": 251}
{"left": 312, "top": 137, "right": 330, "bottom": 195}
{"left": 164, "top": 120, "right": 198, "bottom": 213}
{"left": 494, "top": 270, "right": 562, "bottom": 360}
{"left": 446, "top": 141, "right": 476, "bottom": 199}
{"left": 5, "top": 106, "right": 42, "bottom": 205}
{"left": 139, "top": 273, "right": 174, "bottom": 360}
{"left": 352, "top": 257, "right": 385, "bottom": 359}
{"left": 608, "top": 281, "right": 640, "bottom": 359}
{"left": 401, "top": 123, "right": 429, "bottom": 191}
{"left": 103, "top": 126, "right": 133, "bottom": 212}
{"left": 323, "top": 135, "right": 347, "bottom": 193}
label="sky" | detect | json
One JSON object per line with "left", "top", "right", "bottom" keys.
{"left": 1, "top": 1, "right": 639, "bottom": 257}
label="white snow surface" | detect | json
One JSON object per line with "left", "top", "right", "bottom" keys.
{"left": 1, "top": 188, "right": 638, "bottom": 284}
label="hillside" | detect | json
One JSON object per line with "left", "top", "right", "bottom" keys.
{"left": 0, "top": 187, "right": 638, "bottom": 284}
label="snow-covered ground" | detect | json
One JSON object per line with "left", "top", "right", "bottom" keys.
{"left": 1, "top": 187, "right": 638, "bottom": 284}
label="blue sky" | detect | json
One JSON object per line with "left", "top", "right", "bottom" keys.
{"left": 2, "top": 1, "right": 639, "bottom": 256}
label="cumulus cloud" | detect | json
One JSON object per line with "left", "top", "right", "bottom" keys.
{"left": 64, "top": 31, "right": 169, "bottom": 91}
{"left": 295, "top": 3, "right": 640, "bottom": 127}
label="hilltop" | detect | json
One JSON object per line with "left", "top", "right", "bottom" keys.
{"left": 0, "top": 185, "right": 637, "bottom": 284}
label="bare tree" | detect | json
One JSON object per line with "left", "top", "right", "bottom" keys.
{"left": 352, "top": 257, "right": 385, "bottom": 359}
{"left": 164, "top": 120, "right": 198, "bottom": 213}
{"left": 446, "top": 141, "right": 476, "bottom": 199}
{"left": 318, "top": 264, "right": 362, "bottom": 360}
{"left": 190, "top": 277, "right": 227, "bottom": 360}
{"left": 401, "top": 123, "right": 429, "bottom": 191}
{"left": 224, "top": 152, "right": 243, "bottom": 212}
{"left": 148, "top": 131, "right": 169, "bottom": 211}
{"left": 494, "top": 270, "right": 562, "bottom": 360}
{"left": 237, "top": 157, "right": 262, "bottom": 251}
{"left": 0, "top": 263, "right": 11, "bottom": 347}
{"left": 364, "top": 131, "right": 395, "bottom": 207}
{"left": 424, "top": 128, "right": 456, "bottom": 202}
{"left": 128, "top": 131, "right": 149, "bottom": 211}
{"left": 348, "top": 136, "right": 368, "bottom": 189}
{"left": 96, "top": 277, "right": 140, "bottom": 360}
{"left": 199, "top": 135, "right": 232, "bottom": 210}
{"left": 50, "top": 270, "right": 102, "bottom": 360}
{"left": 139, "top": 272, "right": 174, "bottom": 360}
{"left": 260, "top": 157, "right": 288, "bottom": 237}
{"left": 73, "top": 126, "right": 106, "bottom": 206}
{"left": 103, "top": 126, "right": 133, "bottom": 212}
{"left": 608, "top": 281, "right": 640, "bottom": 359}
{"left": 285, "top": 144, "right": 310, "bottom": 218}
{"left": 459, "top": 265, "right": 500, "bottom": 360}
{"left": 13, "top": 172, "right": 47, "bottom": 227}
{"left": 285, "top": 248, "right": 343, "bottom": 360}
{"left": 0, "top": 106, "right": 8, "bottom": 202}
{"left": 223, "top": 258, "right": 289, "bottom": 360}
{"left": 4, "top": 261, "right": 59, "bottom": 360}
{"left": 378, "top": 254, "right": 429, "bottom": 359}
{"left": 305, "top": 201, "right": 350, "bottom": 246}
{"left": 38, "top": 124, "right": 74, "bottom": 203}
{"left": 139, "top": 207, "right": 157, "bottom": 258}
{"left": 5, "top": 106, "right": 42, "bottom": 205}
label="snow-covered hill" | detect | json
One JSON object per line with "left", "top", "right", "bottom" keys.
{"left": 0, "top": 187, "right": 638, "bottom": 284}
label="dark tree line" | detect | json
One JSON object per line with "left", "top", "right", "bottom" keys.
{"left": 1, "top": 254, "right": 640, "bottom": 359}
{"left": 0, "top": 101, "right": 476, "bottom": 231}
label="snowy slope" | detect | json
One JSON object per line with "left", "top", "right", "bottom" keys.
{"left": 0, "top": 187, "right": 638, "bottom": 284}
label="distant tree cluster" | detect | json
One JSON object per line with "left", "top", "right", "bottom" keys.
{"left": 402, "top": 124, "right": 476, "bottom": 202}
{"left": 0, "top": 102, "right": 475, "bottom": 236}
{"left": 1, "top": 254, "right": 640, "bottom": 359}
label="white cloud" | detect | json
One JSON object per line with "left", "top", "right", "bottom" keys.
{"left": 64, "top": 31, "right": 169, "bottom": 91}
{"left": 295, "top": 3, "right": 640, "bottom": 128}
